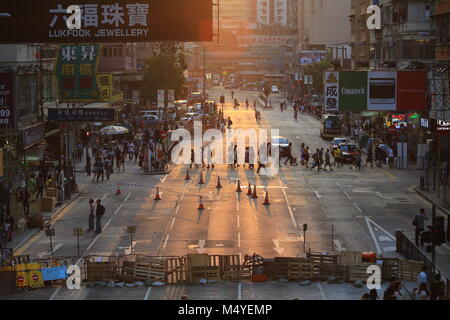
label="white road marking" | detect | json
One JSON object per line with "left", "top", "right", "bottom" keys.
{"left": 378, "top": 236, "right": 393, "bottom": 242}
{"left": 169, "top": 217, "right": 176, "bottom": 230}
{"left": 281, "top": 185, "right": 298, "bottom": 228}
{"left": 49, "top": 286, "right": 61, "bottom": 300}
{"left": 318, "top": 282, "right": 327, "bottom": 300}
{"left": 37, "top": 243, "right": 64, "bottom": 258}
{"left": 313, "top": 191, "right": 322, "bottom": 199}
{"left": 272, "top": 239, "right": 284, "bottom": 255}
{"left": 442, "top": 244, "right": 450, "bottom": 250}
{"left": 353, "top": 202, "right": 362, "bottom": 213}
{"left": 383, "top": 246, "right": 397, "bottom": 252}
{"left": 162, "top": 234, "right": 170, "bottom": 250}
{"left": 366, "top": 218, "right": 396, "bottom": 241}
{"left": 238, "top": 282, "right": 242, "bottom": 300}
{"left": 343, "top": 191, "right": 352, "bottom": 201}
{"left": 144, "top": 287, "right": 152, "bottom": 300}
{"left": 101, "top": 193, "right": 108, "bottom": 200}
{"left": 160, "top": 174, "right": 168, "bottom": 183}
{"left": 296, "top": 136, "right": 300, "bottom": 140}
{"left": 237, "top": 215, "right": 240, "bottom": 228}
{"left": 333, "top": 240, "right": 346, "bottom": 252}
{"left": 236, "top": 193, "right": 240, "bottom": 211}
{"left": 237, "top": 233, "right": 241, "bottom": 247}
{"left": 364, "top": 217, "right": 382, "bottom": 255}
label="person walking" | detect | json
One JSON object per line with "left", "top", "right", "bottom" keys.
{"left": 36, "top": 174, "right": 45, "bottom": 200}
{"left": 311, "top": 149, "right": 321, "bottom": 172}
{"left": 284, "top": 143, "right": 295, "bottom": 166}
{"left": 104, "top": 158, "right": 112, "bottom": 180}
{"left": 87, "top": 199, "right": 95, "bottom": 231}
{"left": 304, "top": 146, "right": 310, "bottom": 168}
{"left": 20, "top": 187, "right": 30, "bottom": 217}
{"left": 96, "top": 158, "right": 104, "bottom": 182}
{"left": 294, "top": 109, "right": 298, "bottom": 122}
{"left": 323, "top": 149, "right": 333, "bottom": 171}
{"left": 366, "top": 148, "right": 374, "bottom": 167}
{"left": 412, "top": 208, "right": 428, "bottom": 246}
{"left": 227, "top": 117, "right": 233, "bottom": 129}
{"left": 95, "top": 199, "right": 105, "bottom": 234}
{"left": 86, "top": 154, "right": 92, "bottom": 176}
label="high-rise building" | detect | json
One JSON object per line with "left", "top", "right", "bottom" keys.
{"left": 349, "top": 0, "right": 371, "bottom": 68}
{"left": 257, "top": 0, "right": 295, "bottom": 26}
{"left": 298, "top": 0, "right": 352, "bottom": 48}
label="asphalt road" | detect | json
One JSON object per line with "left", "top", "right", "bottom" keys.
{"left": 6, "top": 87, "right": 442, "bottom": 300}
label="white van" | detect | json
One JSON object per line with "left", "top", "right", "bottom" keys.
{"left": 137, "top": 110, "right": 160, "bottom": 119}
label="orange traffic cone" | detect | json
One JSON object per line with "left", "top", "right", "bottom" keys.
{"left": 236, "top": 180, "right": 242, "bottom": 192}
{"left": 154, "top": 187, "right": 161, "bottom": 200}
{"left": 199, "top": 172, "right": 205, "bottom": 184}
{"left": 263, "top": 191, "right": 271, "bottom": 205}
{"left": 116, "top": 182, "right": 121, "bottom": 195}
{"left": 198, "top": 196, "right": 205, "bottom": 210}
{"left": 216, "top": 176, "right": 222, "bottom": 188}
{"left": 252, "top": 185, "right": 258, "bottom": 198}
{"left": 247, "top": 182, "right": 252, "bottom": 196}
{"left": 185, "top": 169, "right": 190, "bottom": 180}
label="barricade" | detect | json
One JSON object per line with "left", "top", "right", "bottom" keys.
{"left": 133, "top": 255, "right": 166, "bottom": 282}
{"left": 85, "top": 256, "right": 119, "bottom": 282}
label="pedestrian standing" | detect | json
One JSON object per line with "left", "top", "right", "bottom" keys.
{"left": 95, "top": 199, "right": 105, "bottom": 234}
{"left": 36, "top": 174, "right": 45, "bottom": 200}
{"left": 96, "top": 158, "right": 104, "bottom": 182}
{"left": 430, "top": 273, "right": 446, "bottom": 300}
{"left": 86, "top": 154, "right": 91, "bottom": 176}
{"left": 323, "top": 150, "right": 333, "bottom": 171}
{"left": 412, "top": 208, "right": 428, "bottom": 246}
{"left": 319, "top": 148, "right": 324, "bottom": 169}
{"left": 388, "top": 147, "right": 395, "bottom": 168}
{"left": 304, "top": 146, "right": 310, "bottom": 168}
{"left": 294, "top": 110, "right": 298, "bottom": 122}
{"left": 104, "top": 158, "right": 112, "bottom": 180}
{"left": 366, "top": 148, "right": 374, "bottom": 167}
{"left": 21, "top": 187, "right": 30, "bottom": 216}
{"left": 416, "top": 265, "right": 428, "bottom": 287}
{"left": 87, "top": 199, "right": 95, "bottom": 231}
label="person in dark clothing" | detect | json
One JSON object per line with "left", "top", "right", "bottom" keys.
{"left": 95, "top": 199, "right": 105, "bottom": 234}
{"left": 284, "top": 143, "right": 295, "bottom": 166}
{"left": 190, "top": 149, "right": 197, "bottom": 169}
{"left": 430, "top": 273, "right": 446, "bottom": 300}
{"left": 413, "top": 208, "right": 428, "bottom": 246}
{"left": 323, "top": 149, "right": 333, "bottom": 171}
{"left": 36, "top": 174, "right": 45, "bottom": 200}
{"left": 311, "top": 149, "right": 321, "bottom": 172}
{"left": 96, "top": 158, "right": 104, "bottom": 182}
{"left": 369, "top": 289, "right": 378, "bottom": 300}
{"left": 86, "top": 155, "right": 91, "bottom": 176}
{"left": 88, "top": 199, "right": 95, "bottom": 231}
{"left": 366, "top": 148, "right": 374, "bottom": 167}
{"left": 21, "top": 188, "right": 30, "bottom": 216}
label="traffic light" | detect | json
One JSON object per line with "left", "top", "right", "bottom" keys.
{"left": 220, "top": 95, "right": 225, "bottom": 104}
{"left": 303, "top": 224, "right": 308, "bottom": 232}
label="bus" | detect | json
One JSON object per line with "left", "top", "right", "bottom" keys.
{"left": 320, "top": 114, "right": 344, "bottom": 139}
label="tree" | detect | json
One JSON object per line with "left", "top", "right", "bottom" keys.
{"left": 141, "top": 42, "right": 186, "bottom": 103}
{"left": 304, "top": 59, "right": 331, "bottom": 94}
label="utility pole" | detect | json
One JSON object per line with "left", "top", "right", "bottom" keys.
{"left": 203, "top": 47, "right": 206, "bottom": 99}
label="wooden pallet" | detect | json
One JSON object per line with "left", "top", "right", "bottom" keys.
{"left": 166, "top": 257, "right": 187, "bottom": 284}
{"left": 223, "top": 265, "right": 252, "bottom": 281}
{"left": 308, "top": 252, "right": 339, "bottom": 265}
{"left": 190, "top": 266, "right": 220, "bottom": 281}
{"left": 379, "top": 258, "right": 399, "bottom": 281}
{"left": 317, "top": 263, "right": 349, "bottom": 281}
{"left": 340, "top": 251, "right": 362, "bottom": 266}
{"left": 133, "top": 256, "right": 166, "bottom": 281}
{"left": 399, "top": 259, "right": 424, "bottom": 281}
{"left": 273, "top": 257, "right": 291, "bottom": 280}
{"left": 86, "top": 262, "right": 118, "bottom": 282}
{"left": 348, "top": 263, "right": 374, "bottom": 282}
{"left": 120, "top": 260, "right": 135, "bottom": 282}
{"left": 287, "top": 259, "right": 314, "bottom": 281}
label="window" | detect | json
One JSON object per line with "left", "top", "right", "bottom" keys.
{"left": 103, "top": 46, "right": 123, "bottom": 57}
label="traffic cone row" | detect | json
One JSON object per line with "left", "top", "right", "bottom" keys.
{"left": 154, "top": 187, "right": 161, "bottom": 200}
{"left": 216, "top": 176, "right": 222, "bottom": 189}
{"left": 263, "top": 191, "right": 271, "bottom": 205}
{"left": 198, "top": 172, "right": 205, "bottom": 184}
{"left": 198, "top": 196, "right": 205, "bottom": 210}
{"left": 236, "top": 180, "right": 242, "bottom": 192}
{"left": 252, "top": 185, "right": 258, "bottom": 198}
{"left": 116, "top": 182, "right": 121, "bottom": 195}
{"left": 247, "top": 182, "right": 252, "bottom": 196}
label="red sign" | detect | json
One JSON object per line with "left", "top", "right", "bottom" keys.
{"left": 397, "top": 71, "right": 427, "bottom": 111}
{"left": 32, "top": 274, "right": 39, "bottom": 281}
{"left": 17, "top": 276, "right": 25, "bottom": 282}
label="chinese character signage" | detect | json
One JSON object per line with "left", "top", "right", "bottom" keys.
{"left": 98, "top": 74, "right": 112, "bottom": 101}
{"left": 0, "top": 73, "right": 14, "bottom": 128}
{"left": 323, "top": 71, "right": 427, "bottom": 112}
{"left": 324, "top": 72, "right": 339, "bottom": 112}
{"left": 56, "top": 44, "right": 101, "bottom": 102}
{"left": 300, "top": 50, "right": 327, "bottom": 65}
{"left": 48, "top": 108, "right": 115, "bottom": 121}
{"left": 0, "top": 0, "right": 213, "bottom": 43}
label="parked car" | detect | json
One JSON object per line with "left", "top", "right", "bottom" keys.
{"left": 330, "top": 137, "right": 350, "bottom": 150}
{"left": 271, "top": 136, "right": 290, "bottom": 156}
{"left": 337, "top": 143, "right": 359, "bottom": 163}
{"left": 141, "top": 115, "right": 159, "bottom": 125}
{"left": 271, "top": 85, "right": 279, "bottom": 93}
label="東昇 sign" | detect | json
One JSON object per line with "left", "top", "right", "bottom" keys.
{"left": 0, "top": 0, "right": 213, "bottom": 43}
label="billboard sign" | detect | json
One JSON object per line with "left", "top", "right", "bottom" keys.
{"left": 299, "top": 50, "right": 327, "bottom": 65}
{"left": 0, "top": 73, "right": 14, "bottom": 128}
{"left": 55, "top": 44, "right": 101, "bottom": 102}
{"left": 324, "top": 72, "right": 339, "bottom": 112}
{"left": 48, "top": 108, "right": 115, "bottom": 121}
{"left": 339, "top": 71, "right": 367, "bottom": 111}
{"left": 324, "top": 71, "right": 427, "bottom": 112}
{"left": 0, "top": 0, "right": 213, "bottom": 43}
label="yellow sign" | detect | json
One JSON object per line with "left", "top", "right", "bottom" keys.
{"left": 97, "top": 74, "right": 112, "bottom": 102}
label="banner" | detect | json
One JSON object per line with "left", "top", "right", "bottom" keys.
{"left": 48, "top": 108, "right": 115, "bottom": 121}
{"left": 339, "top": 71, "right": 367, "bottom": 111}
{"left": 0, "top": 73, "right": 14, "bottom": 128}
{"left": 397, "top": 71, "right": 427, "bottom": 111}
{"left": 158, "top": 90, "right": 165, "bottom": 109}
{"left": 168, "top": 89, "right": 175, "bottom": 108}
{"left": 324, "top": 71, "right": 427, "bottom": 112}
{"left": 98, "top": 74, "right": 112, "bottom": 101}
{"left": 55, "top": 44, "right": 101, "bottom": 102}
{"left": 324, "top": 72, "right": 339, "bottom": 112}
{"left": 0, "top": 0, "right": 213, "bottom": 43}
